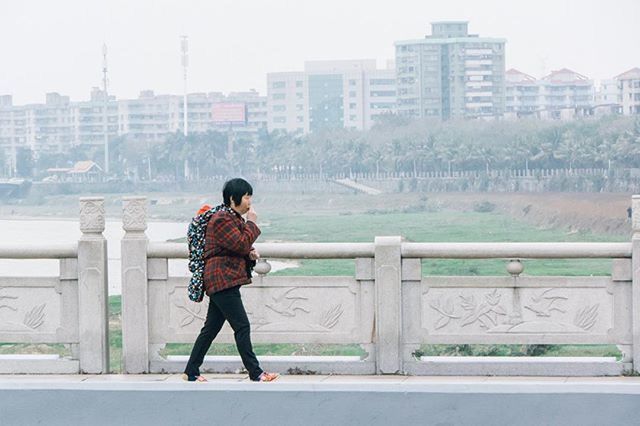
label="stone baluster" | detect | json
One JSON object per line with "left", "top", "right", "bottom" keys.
{"left": 77, "top": 197, "right": 109, "bottom": 373}
{"left": 374, "top": 236, "right": 402, "bottom": 374}
{"left": 121, "top": 197, "right": 149, "bottom": 373}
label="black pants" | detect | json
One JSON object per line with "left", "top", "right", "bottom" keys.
{"left": 184, "top": 285, "right": 263, "bottom": 380}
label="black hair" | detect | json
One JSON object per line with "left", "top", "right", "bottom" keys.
{"left": 222, "top": 178, "right": 253, "bottom": 207}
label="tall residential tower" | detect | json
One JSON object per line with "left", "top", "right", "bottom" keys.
{"left": 395, "top": 21, "right": 506, "bottom": 120}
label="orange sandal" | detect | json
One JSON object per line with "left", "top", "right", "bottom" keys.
{"left": 182, "top": 374, "right": 208, "bottom": 382}
{"left": 254, "top": 372, "right": 278, "bottom": 382}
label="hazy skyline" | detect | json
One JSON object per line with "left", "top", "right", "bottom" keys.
{"left": 1, "top": 0, "right": 639, "bottom": 105}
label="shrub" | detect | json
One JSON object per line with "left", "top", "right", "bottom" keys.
{"left": 473, "top": 201, "right": 496, "bottom": 213}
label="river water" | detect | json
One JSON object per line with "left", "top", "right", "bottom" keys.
{"left": 0, "top": 219, "right": 294, "bottom": 295}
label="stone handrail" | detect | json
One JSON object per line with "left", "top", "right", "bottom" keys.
{"left": 0, "top": 244, "right": 78, "bottom": 259}
{"left": 0, "top": 198, "right": 109, "bottom": 374}
{"left": 401, "top": 242, "right": 632, "bottom": 258}
{"left": 148, "top": 242, "right": 375, "bottom": 259}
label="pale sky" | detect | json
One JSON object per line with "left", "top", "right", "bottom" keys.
{"left": 1, "top": 0, "right": 638, "bottom": 105}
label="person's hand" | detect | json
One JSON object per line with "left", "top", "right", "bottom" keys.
{"left": 247, "top": 206, "right": 258, "bottom": 223}
{"left": 249, "top": 249, "right": 260, "bottom": 260}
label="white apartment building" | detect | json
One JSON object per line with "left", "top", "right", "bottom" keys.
{"left": 72, "top": 88, "right": 118, "bottom": 147}
{"left": 505, "top": 69, "right": 539, "bottom": 116}
{"left": 505, "top": 68, "right": 594, "bottom": 120}
{"left": 267, "top": 59, "right": 396, "bottom": 134}
{"left": 23, "top": 93, "right": 75, "bottom": 153}
{"left": 538, "top": 69, "right": 594, "bottom": 119}
{"left": 227, "top": 91, "right": 268, "bottom": 133}
{"left": 617, "top": 68, "right": 640, "bottom": 116}
{"left": 0, "top": 89, "right": 268, "bottom": 169}
{"left": 594, "top": 79, "right": 622, "bottom": 116}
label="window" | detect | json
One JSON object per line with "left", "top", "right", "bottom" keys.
{"left": 273, "top": 105, "right": 286, "bottom": 112}
{"left": 349, "top": 91, "right": 356, "bottom": 97}
{"left": 272, "top": 81, "right": 285, "bottom": 89}
{"left": 370, "top": 91, "right": 396, "bottom": 97}
{"left": 349, "top": 115, "right": 356, "bottom": 121}
{"left": 296, "top": 116, "right": 304, "bottom": 122}
{"left": 296, "top": 104, "right": 303, "bottom": 111}
{"left": 370, "top": 79, "right": 395, "bottom": 86}
{"left": 370, "top": 103, "right": 393, "bottom": 109}
{"left": 296, "top": 93, "right": 303, "bottom": 99}
{"left": 349, "top": 79, "right": 357, "bottom": 86}
{"left": 273, "top": 116, "right": 286, "bottom": 123}
{"left": 296, "top": 81, "right": 303, "bottom": 88}
{"left": 272, "top": 93, "right": 285, "bottom": 100}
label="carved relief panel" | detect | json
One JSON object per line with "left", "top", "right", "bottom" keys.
{"left": 160, "top": 276, "right": 371, "bottom": 343}
{"left": 420, "top": 278, "right": 613, "bottom": 337}
{"left": 0, "top": 285, "right": 62, "bottom": 336}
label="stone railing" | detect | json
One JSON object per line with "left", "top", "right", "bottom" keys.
{"left": 119, "top": 195, "right": 640, "bottom": 376}
{"left": 2, "top": 195, "right": 638, "bottom": 375}
{"left": 0, "top": 197, "right": 109, "bottom": 374}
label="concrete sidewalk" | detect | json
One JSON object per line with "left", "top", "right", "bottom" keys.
{"left": 2, "top": 375, "right": 640, "bottom": 425}
{"left": 3, "top": 372, "right": 640, "bottom": 386}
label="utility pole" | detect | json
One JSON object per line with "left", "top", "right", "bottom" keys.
{"left": 102, "top": 43, "right": 109, "bottom": 174}
{"left": 181, "top": 36, "right": 189, "bottom": 136}
{"left": 181, "top": 36, "right": 189, "bottom": 179}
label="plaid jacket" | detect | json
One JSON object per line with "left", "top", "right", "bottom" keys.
{"left": 203, "top": 209, "right": 261, "bottom": 295}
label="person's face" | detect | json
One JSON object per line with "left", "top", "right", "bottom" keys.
{"left": 231, "top": 193, "right": 252, "bottom": 214}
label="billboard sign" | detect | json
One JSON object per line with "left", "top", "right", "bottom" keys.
{"left": 212, "top": 102, "right": 247, "bottom": 125}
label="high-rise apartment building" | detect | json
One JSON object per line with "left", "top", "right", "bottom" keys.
{"left": 395, "top": 21, "right": 506, "bottom": 120}
{"left": 266, "top": 60, "right": 396, "bottom": 133}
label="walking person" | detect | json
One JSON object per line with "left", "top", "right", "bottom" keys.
{"left": 183, "top": 178, "right": 278, "bottom": 382}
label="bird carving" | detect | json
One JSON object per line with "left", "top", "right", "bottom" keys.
{"left": 266, "top": 288, "right": 310, "bottom": 317}
{"left": 524, "top": 289, "right": 567, "bottom": 317}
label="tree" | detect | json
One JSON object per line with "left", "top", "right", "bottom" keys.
{"left": 15, "top": 147, "right": 33, "bottom": 178}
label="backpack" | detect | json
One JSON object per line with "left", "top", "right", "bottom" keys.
{"left": 187, "top": 203, "right": 233, "bottom": 302}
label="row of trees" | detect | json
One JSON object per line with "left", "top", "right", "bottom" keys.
{"left": 4, "top": 115, "right": 640, "bottom": 180}
{"left": 154, "top": 115, "right": 640, "bottom": 180}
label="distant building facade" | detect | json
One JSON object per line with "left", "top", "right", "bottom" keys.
{"left": 394, "top": 21, "right": 506, "bottom": 120}
{"left": 266, "top": 59, "right": 396, "bottom": 134}
{"left": 617, "top": 68, "right": 640, "bottom": 116}
{"left": 0, "top": 89, "right": 268, "bottom": 173}
{"left": 594, "top": 79, "right": 623, "bottom": 116}
{"left": 505, "top": 68, "right": 595, "bottom": 119}
{"left": 505, "top": 69, "right": 539, "bottom": 116}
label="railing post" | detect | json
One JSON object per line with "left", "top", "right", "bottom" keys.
{"left": 632, "top": 195, "right": 640, "bottom": 373}
{"left": 121, "top": 196, "right": 149, "bottom": 373}
{"left": 77, "top": 197, "right": 109, "bottom": 373}
{"left": 374, "top": 236, "right": 402, "bottom": 374}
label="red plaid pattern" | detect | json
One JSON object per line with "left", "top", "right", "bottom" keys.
{"left": 203, "top": 210, "right": 261, "bottom": 295}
